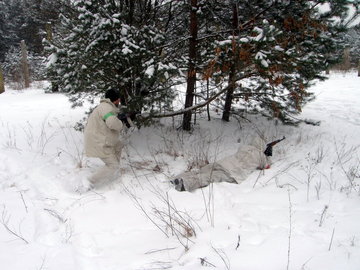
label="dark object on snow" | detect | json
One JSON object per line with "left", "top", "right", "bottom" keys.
{"left": 117, "top": 111, "right": 140, "bottom": 128}
{"left": 304, "top": 119, "right": 321, "bottom": 126}
{"left": 170, "top": 178, "right": 186, "bottom": 191}
{"left": 264, "top": 136, "right": 286, "bottom": 157}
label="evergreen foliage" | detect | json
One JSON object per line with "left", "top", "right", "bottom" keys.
{"left": 41, "top": 0, "right": 360, "bottom": 126}
{"left": 339, "top": 24, "right": 360, "bottom": 67}
{"left": 0, "top": 0, "right": 44, "bottom": 57}
{"left": 195, "top": 0, "right": 357, "bottom": 123}
{"left": 0, "top": 0, "right": 15, "bottom": 62}
{"left": 46, "top": 0, "right": 182, "bottom": 114}
{"left": 0, "top": 0, "right": 62, "bottom": 85}
{"left": 2, "top": 47, "right": 46, "bottom": 87}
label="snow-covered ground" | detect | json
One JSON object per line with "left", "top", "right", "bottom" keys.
{"left": 0, "top": 72, "right": 359, "bottom": 270}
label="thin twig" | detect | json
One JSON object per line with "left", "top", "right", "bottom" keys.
{"left": 38, "top": 255, "right": 47, "bottom": 270}
{"left": 1, "top": 206, "right": 29, "bottom": 244}
{"left": 212, "top": 246, "right": 230, "bottom": 270}
{"left": 145, "top": 247, "right": 177, "bottom": 255}
{"left": 328, "top": 228, "right": 335, "bottom": 251}
{"left": 124, "top": 186, "right": 169, "bottom": 238}
{"left": 319, "top": 205, "right": 328, "bottom": 227}
{"left": 44, "top": 208, "right": 67, "bottom": 223}
{"left": 253, "top": 169, "right": 264, "bottom": 188}
{"left": 18, "top": 190, "right": 28, "bottom": 213}
{"left": 287, "top": 188, "right": 293, "bottom": 270}
{"left": 235, "top": 235, "right": 241, "bottom": 250}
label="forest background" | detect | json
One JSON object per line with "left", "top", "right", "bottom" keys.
{"left": 0, "top": 0, "right": 359, "bottom": 130}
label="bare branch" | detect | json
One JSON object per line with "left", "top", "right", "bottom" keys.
{"left": 328, "top": 227, "right": 336, "bottom": 251}
{"left": 18, "top": 190, "right": 28, "bottom": 213}
{"left": 1, "top": 206, "right": 29, "bottom": 244}
{"left": 212, "top": 245, "right": 231, "bottom": 270}
{"left": 143, "top": 73, "right": 255, "bottom": 119}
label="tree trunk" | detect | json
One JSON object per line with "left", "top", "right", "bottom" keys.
{"left": 45, "top": 22, "right": 53, "bottom": 41}
{"left": 182, "top": 0, "right": 198, "bottom": 131}
{"left": 222, "top": 68, "right": 236, "bottom": 122}
{"left": 358, "top": 59, "right": 360, "bottom": 77}
{"left": 343, "top": 48, "right": 351, "bottom": 71}
{"left": 206, "top": 78, "right": 211, "bottom": 121}
{"left": 0, "top": 66, "right": 4, "bottom": 94}
{"left": 21, "top": 40, "right": 30, "bottom": 88}
{"left": 222, "top": 3, "right": 239, "bottom": 122}
{"left": 128, "top": 0, "right": 135, "bottom": 25}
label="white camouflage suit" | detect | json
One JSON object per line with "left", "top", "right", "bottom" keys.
{"left": 84, "top": 98, "right": 123, "bottom": 186}
{"left": 172, "top": 144, "right": 269, "bottom": 192}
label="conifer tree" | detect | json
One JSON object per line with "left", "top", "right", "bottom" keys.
{"left": 193, "top": 0, "right": 359, "bottom": 124}
{"left": 46, "top": 0, "right": 181, "bottom": 114}
{"left": 340, "top": 24, "right": 360, "bottom": 68}
{"left": 0, "top": 0, "right": 61, "bottom": 84}
{"left": 45, "top": 0, "right": 359, "bottom": 128}
{"left": 0, "top": 0, "right": 14, "bottom": 62}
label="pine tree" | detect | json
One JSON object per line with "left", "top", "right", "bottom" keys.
{"left": 45, "top": 0, "right": 359, "bottom": 127}
{"left": 339, "top": 24, "right": 360, "bottom": 67}
{"left": 0, "top": 0, "right": 14, "bottom": 62}
{"left": 0, "top": 0, "right": 60, "bottom": 84}
{"left": 46, "top": 0, "right": 181, "bottom": 114}
{"left": 0, "top": 1, "right": 7, "bottom": 61}
{"left": 196, "top": 0, "right": 358, "bottom": 124}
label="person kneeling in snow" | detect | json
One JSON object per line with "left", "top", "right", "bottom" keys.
{"left": 171, "top": 137, "right": 285, "bottom": 192}
{"left": 84, "top": 89, "right": 125, "bottom": 188}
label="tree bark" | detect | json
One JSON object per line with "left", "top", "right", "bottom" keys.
{"left": 222, "top": 3, "right": 239, "bottom": 122}
{"left": 0, "top": 66, "right": 5, "bottom": 94}
{"left": 182, "top": 0, "right": 198, "bottom": 131}
{"left": 128, "top": 0, "right": 135, "bottom": 25}
{"left": 222, "top": 66, "right": 236, "bottom": 122}
{"left": 21, "top": 40, "right": 30, "bottom": 88}
{"left": 343, "top": 48, "right": 351, "bottom": 71}
{"left": 45, "top": 22, "right": 53, "bottom": 41}
{"left": 358, "top": 59, "right": 360, "bottom": 77}
{"left": 206, "top": 78, "right": 211, "bottom": 121}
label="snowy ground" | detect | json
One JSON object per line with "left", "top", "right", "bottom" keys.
{"left": 0, "top": 72, "right": 359, "bottom": 270}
